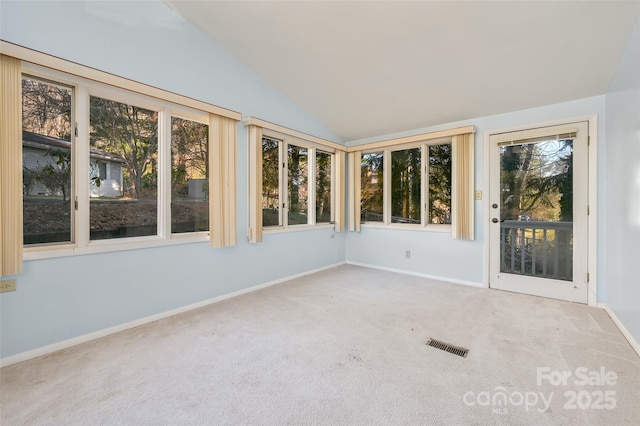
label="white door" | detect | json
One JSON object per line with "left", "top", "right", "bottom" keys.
{"left": 489, "top": 122, "right": 589, "bottom": 303}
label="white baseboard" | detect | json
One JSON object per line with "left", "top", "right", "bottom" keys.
{"left": 347, "top": 262, "right": 639, "bottom": 357}
{"left": 9, "top": 261, "right": 635, "bottom": 368}
{"left": 345, "top": 261, "right": 485, "bottom": 288}
{"left": 0, "top": 261, "right": 346, "bottom": 368}
{"left": 598, "top": 303, "right": 640, "bottom": 358}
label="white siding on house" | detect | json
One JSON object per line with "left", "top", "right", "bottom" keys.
{"left": 110, "top": 162, "right": 123, "bottom": 187}
{"left": 22, "top": 145, "right": 67, "bottom": 196}
{"left": 89, "top": 158, "right": 123, "bottom": 198}
{"left": 23, "top": 142, "right": 124, "bottom": 198}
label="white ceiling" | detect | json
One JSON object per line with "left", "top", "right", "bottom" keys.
{"left": 167, "top": 1, "right": 640, "bottom": 142}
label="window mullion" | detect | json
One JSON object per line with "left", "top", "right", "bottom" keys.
{"left": 308, "top": 147, "right": 316, "bottom": 225}
{"left": 330, "top": 153, "right": 336, "bottom": 224}
{"left": 281, "top": 141, "right": 287, "bottom": 227}
{"left": 69, "top": 84, "right": 77, "bottom": 246}
{"left": 422, "top": 144, "right": 428, "bottom": 227}
{"left": 76, "top": 85, "right": 90, "bottom": 248}
{"left": 383, "top": 148, "right": 391, "bottom": 224}
{"left": 158, "top": 108, "right": 171, "bottom": 238}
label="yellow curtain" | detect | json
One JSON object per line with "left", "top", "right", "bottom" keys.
{"left": 0, "top": 55, "right": 23, "bottom": 277}
{"left": 452, "top": 133, "right": 474, "bottom": 240}
{"left": 348, "top": 151, "right": 361, "bottom": 232}
{"left": 209, "top": 115, "right": 237, "bottom": 248}
{"left": 247, "top": 125, "right": 263, "bottom": 243}
{"left": 334, "top": 151, "right": 346, "bottom": 233}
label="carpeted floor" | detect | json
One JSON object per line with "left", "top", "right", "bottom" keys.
{"left": 1, "top": 265, "right": 638, "bottom": 425}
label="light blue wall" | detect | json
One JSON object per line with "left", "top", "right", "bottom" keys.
{"left": 346, "top": 96, "right": 606, "bottom": 288}
{"left": 1, "top": 0, "right": 634, "bottom": 360}
{"left": 605, "top": 17, "right": 640, "bottom": 344}
{"left": 0, "top": 1, "right": 341, "bottom": 144}
{"left": 0, "top": 1, "right": 345, "bottom": 359}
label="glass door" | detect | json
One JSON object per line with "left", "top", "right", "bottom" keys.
{"left": 489, "top": 122, "right": 589, "bottom": 303}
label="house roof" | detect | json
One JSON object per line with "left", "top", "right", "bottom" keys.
{"left": 166, "top": 1, "right": 640, "bottom": 142}
{"left": 22, "top": 130, "right": 126, "bottom": 163}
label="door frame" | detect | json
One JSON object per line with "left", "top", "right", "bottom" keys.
{"left": 483, "top": 115, "right": 598, "bottom": 306}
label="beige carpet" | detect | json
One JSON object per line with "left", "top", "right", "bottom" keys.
{"left": 1, "top": 265, "right": 638, "bottom": 425}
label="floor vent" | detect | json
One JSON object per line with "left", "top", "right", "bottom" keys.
{"left": 426, "top": 338, "right": 469, "bottom": 358}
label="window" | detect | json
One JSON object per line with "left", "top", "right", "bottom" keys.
{"left": 391, "top": 147, "right": 422, "bottom": 224}
{"left": 261, "top": 137, "right": 280, "bottom": 227}
{"left": 359, "top": 140, "right": 452, "bottom": 227}
{"left": 89, "top": 95, "right": 159, "bottom": 240}
{"left": 171, "top": 117, "right": 209, "bottom": 234}
{"left": 21, "top": 76, "right": 73, "bottom": 245}
{"left": 350, "top": 127, "right": 474, "bottom": 238}
{"left": 428, "top": 144, "right": 452, "bottom": 224}
{"left": 98, "top": 162, "right": 107, "bottom": 180}
{"left": 261, "top": 136, "right": 332, "bottom": 229}
{"left": 247, "top": 118, "right": 345, "bottom": 242}
{"left": 315, "top": 151, "right": 332, "bottom": 223}
{"left": 5, "top": 46, "right": 239, "bottom": 259}
{"left": 287, "top": 144, "right": 308, "bottom": 225}
{"left": 360, "top": 152, "right": 383, "bottom": 222}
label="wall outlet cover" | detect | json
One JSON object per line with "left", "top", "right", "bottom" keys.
{"left": 0, "top": 279, "right": 17, "bottom": 293}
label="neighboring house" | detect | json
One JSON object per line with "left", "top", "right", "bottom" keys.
{"left": 187, "top": 178, "right": 208, "bottom": 200}
{"left": 22, "top": 130, "right": 125, "bottom": 198}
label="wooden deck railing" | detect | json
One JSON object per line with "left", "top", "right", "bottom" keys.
{"left": 500, "top": 220, "right": 573, "bottom": 281}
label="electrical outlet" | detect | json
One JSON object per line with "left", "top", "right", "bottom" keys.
{"left": 405, "top": 250, "right": 411, "bottom": 259}
{"left": 0, "top": 279, "right": 17, "bottom": 293}
{"left": 475, "top": 190, "right": 482, "bottom": 200}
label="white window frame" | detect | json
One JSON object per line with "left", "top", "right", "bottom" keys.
{"left": 261, "top": 129, "right": 336, "bottom": 233}
{"left": 360, "top": 136, "right": 453, "bottom": 232}
{"left": 22, "top": 73, "right": 78, "bottom": 244}
{"left": 166, "top": 109, "right": 211, "bottom": 240}
{"left": 314, "top": 149, "right": 336, "bottom": 226}
{"left": 21, "top": 63, "right": 216, "bottom": 260}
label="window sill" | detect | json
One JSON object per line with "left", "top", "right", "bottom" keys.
{"left": 262, "top": 223, "right": 336, "bottom": 235}
{"left": 23, "top": 233, "right": 210, "bottom": 261}
{"left": 360, "top": 223, "right": 452, "bottom": 233}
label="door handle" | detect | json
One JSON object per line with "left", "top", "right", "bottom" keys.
{"left": 491, "top": 218, "right": 504, "bottom": 223}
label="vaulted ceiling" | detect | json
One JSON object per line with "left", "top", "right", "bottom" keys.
{"left": 167, "top": 1, "right": 640, "bottom": 142}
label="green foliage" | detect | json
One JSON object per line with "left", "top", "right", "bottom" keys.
{"left": 287, "top": 145, "right": 308, "bottom": 218}
{"left": 172, "top": 164, "right": 188, "bottom": 185}
{"left": 262, "top": 208, "right": 280, "bottom": 227}
{"left": 171, "top": 117, "right": 209, "bottom": 200}
{"left": 89, "top": 160, "right": 103, "bottom": 188}
{"left": 90, "top": 96, "right": 158, "bottom": 199}
{"left": 361, "top": 152, "right": 383, "bottom": 221}
{"left": 202, "top": 181, "right": 209, "bottom": 198}
{"left": 142, "top": 170, "right": 157, "bottom": 189}
{"left": 21, "top": 78, "right": 73, "bottom": 202}
{"left": 500, "top": 140, "right": 573, "bottom": 221}
{"left": 23, "top": 148, "right": 71, "bottom": 202}
{"left": 262, "top": 137, "right": 280, "bottom": 212}
{"left": 391, "top": 148, "right": 421, "bottom": 223}
{"left": 557, "top": 142, "right": 573, "bottom": 221}
{"left": 316, "top": 151, "right": 331, "bottom": 221}
{"left": 428, "top": 144, "right": 452, "bottom": 224}
{"left": 361, "top": 145, "right": 451, "bottom": 224}
{"left": 22, "top": 167, "right": 39, "bottom": 196}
